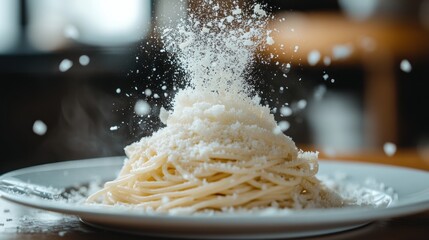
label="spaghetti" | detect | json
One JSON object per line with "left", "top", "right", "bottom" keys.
{"left": 86, "top": 90, "right": 344, "bottom": 213}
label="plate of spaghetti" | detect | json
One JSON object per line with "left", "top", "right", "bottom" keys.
{"left": 2, "top": 2, "right": 429, "bottom": 239}
{"left": 1, "top": 156, "right": 429, "bottom": 239}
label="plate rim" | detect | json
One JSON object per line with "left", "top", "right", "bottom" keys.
{"left": 1, "top": 156, "right": 429, "bottom": 226}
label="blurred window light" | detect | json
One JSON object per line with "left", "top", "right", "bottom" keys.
{"left": 155, "top": 0, "right": 187, "bottom": 29}
{"left": 0, "top": 0, "right": 20, "bottom": 53}
{"left": 70, "top": 0, "right": 151, "bottom": 47}
{"left": 27, "top": 0, "right": 68, "bottom": 51}
{"left": 338, "top": 0, "right": 379, "bottom": 21}
{"left": 339, "top": 0, "right": 416, "bottom": 21}
{"left": 307, "top": 92, "right": 363, "bottom": 152}
{"left": 27, "top": 0, "right": 151, "bottom": 51}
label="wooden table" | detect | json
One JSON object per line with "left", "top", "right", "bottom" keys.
{"left": 1, "top": 149, "right": 429, "bottom": 240}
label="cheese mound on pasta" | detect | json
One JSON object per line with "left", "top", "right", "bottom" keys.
{"left": 86, "top": 89, "right": 343, "bottom": 213}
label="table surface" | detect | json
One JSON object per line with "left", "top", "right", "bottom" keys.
{"left": 1, "top": 148, "right": 429, "bottom": 240}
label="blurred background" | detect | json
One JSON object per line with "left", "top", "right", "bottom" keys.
{"left": 1, "top": 0, "right": 429, "bottom": 174}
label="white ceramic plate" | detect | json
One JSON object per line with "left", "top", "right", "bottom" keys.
{"left": 1, "top": 156, "right": 429, "bottom": 239}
